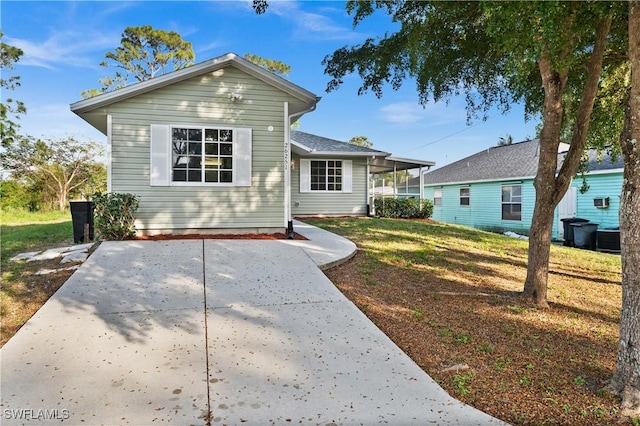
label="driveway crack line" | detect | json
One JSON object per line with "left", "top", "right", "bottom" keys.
{"left": 201, "top": 239, "right": 212, "bottom": 426}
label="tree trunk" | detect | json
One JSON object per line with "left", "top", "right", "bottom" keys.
{"left": 58, "top": 188, "right": 67, "bottom": 211}
{"left": 522, "top": 18, "right": 612, "bottom": 308}
{"left": 522, "top": 55, "right": 566, "bottom": 308}
{"left": 611, "top": 0, "right": 640, "bottom": 417}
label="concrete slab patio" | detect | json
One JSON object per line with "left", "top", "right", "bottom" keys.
{"left": 0, "top": 222, "right": 506, "bottom": 425}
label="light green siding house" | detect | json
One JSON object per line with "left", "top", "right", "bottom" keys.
{"left": 71, "top": 53, "right": 431, "bottom": 235}
{"left": 409, "top": 139, "right": 623, "bottom": 242}
{"left": 71, "top": 53, "right": 321, "bottom": 235}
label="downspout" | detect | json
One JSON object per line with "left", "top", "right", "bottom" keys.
{"left": 366, "top": 157, "right": 372, "bottom": 216}
{"left": 106, "top": 114, "right": 113, "bottom": 193}
{"left": 285, "top": 100, "right": 318, "bottom": 238}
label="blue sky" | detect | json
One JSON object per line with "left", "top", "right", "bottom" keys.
{"left": 2, "top": 0, "right": 539, "bottom": 169}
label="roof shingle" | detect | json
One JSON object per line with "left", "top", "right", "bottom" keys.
{"left": 416, "top": 139, "right": 624, "bottom": 186}
{"left": 290, "top": 131, "right": 388, "bottom": 155}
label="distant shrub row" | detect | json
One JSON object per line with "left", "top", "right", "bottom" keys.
{"left": 374, "top": 198, "right": 434, "bottom": 219}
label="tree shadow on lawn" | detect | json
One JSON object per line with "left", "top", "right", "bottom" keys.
{"left": 325, "top": 250, "right": 622, "bottom": 426}
{"left": 348, "top": 242, "right": 621, "bottom": 326}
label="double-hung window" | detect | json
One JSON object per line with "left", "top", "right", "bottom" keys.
{"left": 433, "top": 189, "right": 443, "bottom": 206}
{"left": 172, "top": 127, "right": 234, "bottom": 183}
{"left": 460, "top": 187, "right": 470, "bottom": 206}
{"left": 502, "top": 185, "right": 522, "bottom": 221}
{"left": 299, "top": 159, "right": 352, "bottom": 193}
{"left": 311, "top": 160, "right": 342, "bottom": 191}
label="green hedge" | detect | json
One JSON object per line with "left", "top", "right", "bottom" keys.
{"left": 374, "top": 198, "right": 434, "bottom": 219}
{"left": 93, "top": 192, "right": 140, "bottom": 240}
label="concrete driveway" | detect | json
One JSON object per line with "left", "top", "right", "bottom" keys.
{"left": 1, "top": 221, "right": 506, "bottom": 425}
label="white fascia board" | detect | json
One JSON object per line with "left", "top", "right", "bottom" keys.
{"left": 384, "top": 156, "right": 436, "bottom": 167}
{"left": 290, "top": 140, "right": 313, "bottom": 153}
{"left": 423, "top": 175, "right": 536, "bottom": 187}
{"left": 581, "top": 168, "right": 624, "bottom": 176}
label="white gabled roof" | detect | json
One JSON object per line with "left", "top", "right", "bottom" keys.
{"left": 70, "top": 52, "right": 320, "bottom": 134}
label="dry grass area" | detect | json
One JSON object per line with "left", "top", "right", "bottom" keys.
{"left": 303, "top": 217, "right": 629, "bottom": 426}
{"left": 1, "top": 257, "right": 83, "bottom": 347}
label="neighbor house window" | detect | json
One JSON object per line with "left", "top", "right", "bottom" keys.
{"left": 502, "top": 185, "right": 522, "bottom": 221}
{"left": 433, "top": 189, "right": 442, "bottom": 206}
{"left": 311, "top": 160, "right": 342, "bottom": 191}
{"left": 172, "top": 127, "right": 233, "bottom": 183}
{"left": 460, "top": 187, "right": 470, "bottom": 206}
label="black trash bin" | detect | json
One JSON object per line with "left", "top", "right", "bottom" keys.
{"left": 571, "top": 222, "right": 598, "bottom": 250}
{"left": 70, "top": 201, "right": 94, "bottom": 243}
{"left": 561, "top": 217, "right": 589, "bottom": 246}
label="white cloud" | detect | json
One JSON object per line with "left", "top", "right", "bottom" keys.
{"left": 380, "top": 101, "right": 467, "bottom": 125}
{"left": 19, "top": 103, "right": 105, "bottom": 142}
{"left": 380, "top": 102, "right": 425, "bottom": 124}
{"left": 6, "top": 30, "right": 118, "bottom": 70}
{"left": 266, "top": 1, "right": 363, "bottom": 41}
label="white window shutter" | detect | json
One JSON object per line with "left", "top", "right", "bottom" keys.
{"left": 234, "top": 127, "right": 252, "bottom": 186}
{"left": 342, "top": 160, "right": 352, "bottom": 193}
{"left": 300, "top": 159, "right": 311, "bottom": 193}
{"left": 150, "top": 124, "right": 170, "bottom": 186}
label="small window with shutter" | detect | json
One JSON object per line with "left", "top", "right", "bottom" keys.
{"left": 299, "top": 159, "right": 352, "bottom": 193}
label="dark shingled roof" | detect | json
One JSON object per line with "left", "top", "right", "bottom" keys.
{"left": 422, "top": 139, "right": 542, "bottom": 185}
{"left": 291, "top": 130, "right": 435, "bottom": 173}
{"left": 410, "top": 139, "right": 623, "bottom": 187}
{"left": 290, "top": 131, "right": 388, "bottom": 155}
{"left": 581, "top": 149, "right": 625, "bottom": 172}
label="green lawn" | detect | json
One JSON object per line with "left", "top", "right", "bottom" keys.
{"left": 1, "top": 210, "right": 74, "bottom": 261}
{"left": 1, "top": 210, "right": 79, "bottom": 346}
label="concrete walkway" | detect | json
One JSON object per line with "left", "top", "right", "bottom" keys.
{"left": 1, "top": 221, "right": 506, "bottom": 425}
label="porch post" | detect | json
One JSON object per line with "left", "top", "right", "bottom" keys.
{"left": 393, "top": 162, "right": 397, "bottom": 198}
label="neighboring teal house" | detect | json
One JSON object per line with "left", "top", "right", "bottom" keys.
{"left": 408, "top": 139, "right": 623, "bottom": 242}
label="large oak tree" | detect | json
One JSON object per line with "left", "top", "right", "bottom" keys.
{"left": 320, "top": 1, "right": 627, "bottom": 307}
{"left": 254, "top": 0, "right": 640, "bottom": 414}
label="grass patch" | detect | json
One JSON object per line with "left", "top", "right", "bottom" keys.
{"left": 1, "top": 211, "right": 77, "bottom": 346}
{"left": 304, "top": 217, "right": 624, "bottom": 426}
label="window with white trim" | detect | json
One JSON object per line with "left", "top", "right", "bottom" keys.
{"left": 150, "top": 124, "right": 252, "bottom": 187}
{"left": 460, "top": 187, "right": 470, "bottom": 206}
{"left": 433, "top": 189, "right": 442, "bottom": 206}
{"left": 502, "top": 185, "right": 522, "bottom": 221}
{"left": 299, "top": 159, "right": 352, "bottom": 193}
{"left": 172, "top": 127, "right": 233, "bottom": 183}
{"left": 311, "top": 160, "right": 342, "bottom": 191}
